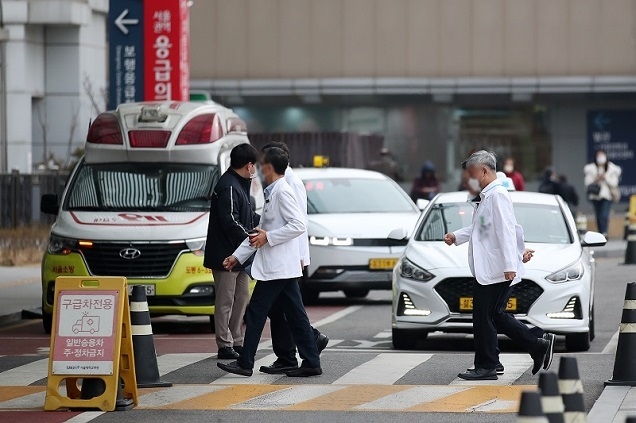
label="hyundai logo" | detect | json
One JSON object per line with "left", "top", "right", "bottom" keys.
{"left": 119, "top": 248, "right": 141, "bottom": 260}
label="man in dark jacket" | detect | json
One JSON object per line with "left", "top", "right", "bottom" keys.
{"left": 204, "top": 143, "right": 260, "bottom": 359}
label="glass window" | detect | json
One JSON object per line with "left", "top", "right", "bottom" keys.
{"left": 415, "top": 201, "right": 571, "bottom": 244}
{"left": 65, "top": 162, "right": 219, "bottom": 212}
{"left": 304, "top": 178, "right": 415, "bottom": 214}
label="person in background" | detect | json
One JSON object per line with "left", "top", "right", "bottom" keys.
{"left": 503, "top": 158, "right": 525, "bottom": 191}
{"left": 411, "top": 160, "right": 441, "bottom": 202}
{"left": 369, "top": 148, "right": 402, "bottom": 181}
{"left": 558, "top": 175, "right": 579, "bottom": 216}
{"left": 584, "top": 149, "right": 621, "bottom": 237}
{"left": 204, "top": 144, "right": 260, "bottom": 360}
{"left": 538, "top": 167, "right": 561, "bottom": 196}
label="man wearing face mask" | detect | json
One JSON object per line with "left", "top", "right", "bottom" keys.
{"left": 204, "top": 143, "right": 260, "bottom": 359}
{"left": 584, "top": 150, "right": 622, "bottom": 237}
{"left": 444, "top": 150, "right": 553, "bottom": 381}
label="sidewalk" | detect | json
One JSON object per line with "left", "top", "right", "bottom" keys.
{"left": 0, "top": 265, "right": 41, "bottom": 326}
{"left": 589, "top": 386, "right": 636, "bottom": 422}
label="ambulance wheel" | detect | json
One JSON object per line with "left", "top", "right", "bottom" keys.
{"left": 42, "top": 311, "right": 52, "bottom": 335}
{"left": 209, "top": 315, "right": 215, "bottom": 333}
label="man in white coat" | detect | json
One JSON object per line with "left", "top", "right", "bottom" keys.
{"left": 218, "top": 147, "right": 322, "bottom": 378}
{"left": 444, "top": 150, "right": 554, "bottom": 381}
{"left": 258, "top": 142, "right": 329, "bottom": 375}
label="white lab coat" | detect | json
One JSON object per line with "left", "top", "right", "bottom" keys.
{"left": 285, "top": 167, "right": 311, "bottom": 266}
{"left": 233, "top": 178, "right": 306, "bottom": 281}
{"left": 453, "top": 180, "right": 526, "bottom": 285}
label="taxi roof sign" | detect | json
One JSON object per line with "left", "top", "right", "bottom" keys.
{"left": 313, "top": 155, "right": 330, "bottom": 168}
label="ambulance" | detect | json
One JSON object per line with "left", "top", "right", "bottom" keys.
{"left": 40, "top": 101, "right": 264, "bottom": 333}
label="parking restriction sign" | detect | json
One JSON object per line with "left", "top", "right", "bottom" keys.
{"left": 52, "top": 291, "right": 119, "bottom": 375}
{"left": 45, "top": 277, "right": 138, "bottom": 412}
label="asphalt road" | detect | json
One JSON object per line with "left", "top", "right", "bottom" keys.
{"left": 0, "top": 256, "right": 631, "bottom": 423}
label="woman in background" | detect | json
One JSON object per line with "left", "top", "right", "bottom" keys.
{"left": 584, "top": 150, "right": 621, "bottom": 237}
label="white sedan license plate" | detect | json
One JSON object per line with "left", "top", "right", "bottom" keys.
{"left": 128, "top": 284, "right": 155, "bottom": 296}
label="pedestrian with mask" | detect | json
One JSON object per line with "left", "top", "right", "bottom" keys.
{"left": 584, "top": 149, "right": 621, "bottom": 237}
{"left": 444, "top": 150, "right": 554, "bottom": 381}
{"left": 503, "top": 157, "right": 525, "bottom": 191}
{"left": 258, "top": 142, "right": 329, "bottom": 375}
{"left": 204, "top": 143, "right": 260, "bottom": 360}
{"left": 218, "top": 147, "right": 322, "bottom": 378}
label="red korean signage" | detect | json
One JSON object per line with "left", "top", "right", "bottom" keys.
{"left": 143, "top": 0, "right": 190, "bottom": 102}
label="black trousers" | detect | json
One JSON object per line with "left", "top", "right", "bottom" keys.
{"left": 472, "top": 280, "right": 541, "bottom": 370}
{"left": 238, "top": 278, "right": 320, "bottom": 370}
{"left": 269, "top": 283, "right": 320, "bottom": 365}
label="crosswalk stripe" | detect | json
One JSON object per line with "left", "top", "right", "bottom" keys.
{"left": 333, "top": 353, "right": 432, "bottom": 385}
{"left": 0, "top": 358, "right": 48, "bottom": 386}
{"left": 165, "top": 384, "right": 286, "bottom": 409}
{"left": 212, "top": 353, "right": 281, "bottom": 385}
{"left": 0, "top": 390, "right": 45, "bottom": 409}
{"left": 373, "top": 331, "right": 392, "bottom": 339}
{"left": 157, "top": 353, "right": 211, "bottom": 377}
{"left": 408, "top": 385, "right": 531, "bottom": 413}
{"left": 355, "top": 386, "right": 469, "bottom": 410}
{"left": 64, "top": 411, "right": 105, "bottom": 423}
{"left": 450, "top": 354, "right": 533, "bottom": 386}
{"left": 231, "top": 385, "right": 345, "bottom": 410}
{"left": 139, "top": 385, "right": 226, "bottom": 408}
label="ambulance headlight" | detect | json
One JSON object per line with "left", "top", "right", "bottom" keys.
{"left": 186, "top": 237, "right": 206, "bottom": 255}
{"left": 48, "top": 235, "right": 77, "bottom": 255}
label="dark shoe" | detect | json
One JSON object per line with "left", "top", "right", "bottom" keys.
{"left": 542, "top": 333, "right": 555, "bottom": 371}
{"left": 457, "top": 368, "right": 497, "bottom": 381}
{"left": 316, "top": 333, "right": 329, "bottom": 353}
{"left": 469, "top": 363, "right": 504, "bottom": 375}
{"left": 531, "top": 339, "right": 549, "bottom": 375}
{"left": 259, "top": 361, "right": 299, "bottom": 374}
{"left": 217, "top": 347, "right": 240, "bottom": 360}
{"left": 217, "top": 360, "right": 253, "bottom": 376}
{"left": 286, "top": 366, "right": 322, "bottom": 377}
{"left": 233, "top": 346, "right": 244, "bottom": 356}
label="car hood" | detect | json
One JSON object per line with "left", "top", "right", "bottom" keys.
{"left": 308, "top": 213, "right": 420, "bottom": 239}
{"left": 50, "top": 211, "right": 209, "bottom": 241}
{"left": 405, "top": 241, "right": 582, "bottom": 272}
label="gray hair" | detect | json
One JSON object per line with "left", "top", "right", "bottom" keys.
{"left": 462, "top": 150, "right": 497, "bottom": 171}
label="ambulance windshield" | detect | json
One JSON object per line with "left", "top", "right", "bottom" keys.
{"left": 64, "top": 162, "right": 219, "bottom": 212}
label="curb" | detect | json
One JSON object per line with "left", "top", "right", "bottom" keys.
{"left": 588, "top": 386, "right": 631, "bottom": 423}
{"left": 0, "top": 307, "right": 42, "bottom": 328}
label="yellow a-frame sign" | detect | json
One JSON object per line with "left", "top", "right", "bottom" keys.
{"left": 45, "top": 276, "right": 138, "bottom": 411}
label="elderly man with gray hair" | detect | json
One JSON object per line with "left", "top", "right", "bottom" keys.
{"left": 444, "top": 150, "right": 555, "bottom": 381}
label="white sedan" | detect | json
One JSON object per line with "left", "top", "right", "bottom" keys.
{"left": 294, "top": 168, "right": 421, "bottom": 303}
{"left": 392, "top": 191, "right": 607, "bottom": 352}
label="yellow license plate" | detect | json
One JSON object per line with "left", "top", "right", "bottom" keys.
{"left": 458, "top": 297, "right": 517, "bottom": 312}
{"left": 369, "top": 258, "right": 398, "bottom": 270}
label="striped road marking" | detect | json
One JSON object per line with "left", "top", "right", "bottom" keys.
{"left": 0, "top": 384, "right": 534, "bottom": 412}
{"left": 0, "top": 358, "right": 48, "bottom": 386}
{"left": 451, "top": 354, "right": 533, "bottom": 386}
{"left": 157, "top": 353, "right": 211, "bottom": 377}
{"left": 332, "top": 353, "right": 432, "bottom": 385}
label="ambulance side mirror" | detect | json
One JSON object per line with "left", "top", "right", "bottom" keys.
{"left": 41, "top": 194, "right": 59, "bottom": 215}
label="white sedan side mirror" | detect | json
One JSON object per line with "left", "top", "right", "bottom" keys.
{"left": 416, "top": 199, "right": 429, "bottom": 210}
{"left": 580, "top": 231, "right": 607, "bottom": 247}
{"left": 388, "top": 227, "right": 408, "bottom": 241}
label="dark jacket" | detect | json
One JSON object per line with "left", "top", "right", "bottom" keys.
{"left": 203, "top": 169, "right": 260, "bottom": 270}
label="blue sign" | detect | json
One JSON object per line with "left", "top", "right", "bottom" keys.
{"left": 108, "top": 0, "right": 144, "bottom": 109}
{"left": 587, "top": 110, "right": 636, "bottom": 201}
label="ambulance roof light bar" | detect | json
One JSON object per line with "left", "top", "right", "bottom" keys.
{"left": 86, "top": 113, "right": 123, "bottom": 145}
{"left": 176, "top": 113, "right": 224, "bottom": 145}
{"left": 139, "top": 106, "right": 168, "bottom": 123}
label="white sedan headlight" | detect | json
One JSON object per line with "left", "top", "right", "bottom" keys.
{"left": 309, "top": 236, "right": 353, "bottom": 246}
{"left": 399, "top": 258, "right": 435, "bottom": 282}
{"left": 545, "top": 259, "right": 584, "bottom": 283}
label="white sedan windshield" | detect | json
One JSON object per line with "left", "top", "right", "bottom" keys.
{"left": 416, "top": 202, "right": 572, "bottom": 244}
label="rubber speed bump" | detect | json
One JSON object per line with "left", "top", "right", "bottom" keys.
{"left": 517, "top": 390, "right": 548, "bottom": 423}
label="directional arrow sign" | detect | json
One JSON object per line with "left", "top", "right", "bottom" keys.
{"left": 114, "top": 9, "right": 139, "bottom": 35}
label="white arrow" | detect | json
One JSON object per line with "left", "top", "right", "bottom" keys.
{"left": 114, "top": 9, "right": 139, "bottom": 35}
